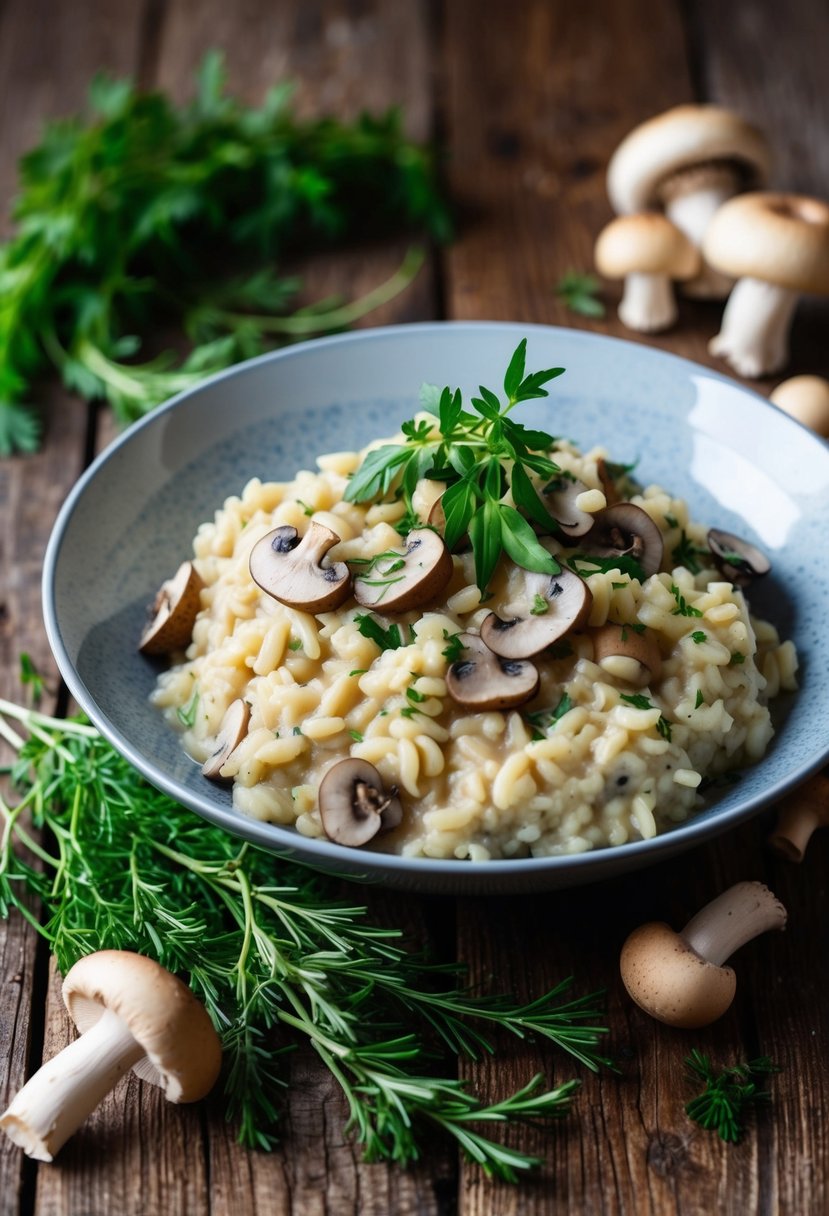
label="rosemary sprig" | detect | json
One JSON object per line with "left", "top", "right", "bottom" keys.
{"left": 0, "top": 697, "right": 610, "bottom": 1178}
{"left": 684, "top": 1050, "right": 779, "bottom": 1144}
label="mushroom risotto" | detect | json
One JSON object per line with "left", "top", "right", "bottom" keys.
{"left": 146, "top": 344, "right": 797, "bottom": 860}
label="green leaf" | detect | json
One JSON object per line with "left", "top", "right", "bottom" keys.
{"left": 503, "top": 339, "right": 527, "bottom": 399}
{"left": 469, "top": 500, "right": 502, "bottom": 592}
{"left": 499, "top": 505, "right": 559, "bottom": 575}
{"left": 0, "top": 401, "right": 40, "bottom": 455}
{"left": 440, "top": 478, "right": 477, "bottom": 550}
{"left": 418, "top": 381, "right": 442, "bottom": 415}
{"left": 510, "top": 462, "right": 559, "bottom": 533}
{"left": 344, "top": 445, "right": 411, "bottom": 503}
{"left": 354, "top": 613, "right": 407, "bottom": 651}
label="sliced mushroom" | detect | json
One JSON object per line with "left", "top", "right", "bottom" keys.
{"left": 537, "top": 476, "right": 595, "bottom": 538}
{"left": 579, "top": 504, "right": 664, "bottom": 578}
{"left": 318, "top": 758, "right": 403, "bottom": 847}
{"left": 202, "top": 699, "right": 251, "bottom": 780}
{"left": 353, "top": 529, "right": 452, "bottom": 612}
{"left": 596, "top": 458, "right": 621, "bottom": 506}
{"left": 591, "top": 623, "right": 662, "bottom": 687}
{"left": 249, "top": 522, "right": 351, "bottom": 612}
{"left": 480, "top": 569, "right": 593, "bottom": 660}
{"left": 446, "top": 632, "right": 539, "bottom": 711}
{"left": 139, "top": 562, "right": 204, "bottom": 656}
{"left": 706, "top": 528, "right": 770, "bottom": 587}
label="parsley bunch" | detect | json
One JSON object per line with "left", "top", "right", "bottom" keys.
{"left": 0, "top": 52, "right": 449, "bottom": 454}
{"left": 0, "top": 697, "right": 611, "bottom": 1179}
{"left": 344, "top": 340, "right": 566, "bottom": 591}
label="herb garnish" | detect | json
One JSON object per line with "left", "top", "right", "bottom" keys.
{"left": 442, "top": 631, "right": 466, "bottom": 663}
{"left": 619, "top": 693, "right": 672, "bottom": 741}
{"left": 684, "top": 1050, "right": 779, "bottom": 1143}
{"left": 354, "top": 613, "right": 408, "bottom": 652}
{"left": 527, "top": 692, "right": 574, "bottom": 739}
{"left": 731, "top": 651, "right": 746, "bottom": 665}
{"left": 670, "top": 584, "right": 704, "bottom": 618}
{"left": 695, "top": 690, "right": 705, "bottom": 708}
{"left": 568, "top": 554, "right": 647, "bottom": 582}
{"left": 0, "top": 53, "right": 448, "bottom": 453}
{"left": 176, "top": 688, "right": 200, "bottom": 728}
{"left": 671, "top": 530, "right": 710, "bottom": 575}
{"left": 531, "top": 593, "right": 549, "bottom": 615}
{"left": 554, "top": 272, "right": 606, "bottom": 318}
{"left": 690, "top": 631, "right": 707, "bottom": 644}
{"left": 344, "top": 341, "right": 565, "bottom": 592}
{"left": 0, "top": 698, "right": 612, "bottom": 1177}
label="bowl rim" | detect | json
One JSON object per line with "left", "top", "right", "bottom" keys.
{"left": 42, "top": 320, "right": 829, "bottom": 880}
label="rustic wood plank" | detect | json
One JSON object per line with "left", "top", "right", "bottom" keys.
{"left": 441, "top": 0, "right": 828, "bottom": 1211}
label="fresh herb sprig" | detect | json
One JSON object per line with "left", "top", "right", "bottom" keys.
{"left": 555, "top": 272, "right": 606, "bottom": 319}
{"left": 684, "top": 1050, "right": 779, "bottom": 1143}
{"left": 0, "top": 698, "right": 610, "bottom": 1178}
{"left": 0, "top": 52, "right": 448, "bottom": 453}
{"left": 344, "top": 340, "right": 565, "bottom": 592}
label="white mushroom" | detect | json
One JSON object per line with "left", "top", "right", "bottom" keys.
{"left": 607, "top": 104, "right": 771, "bottom": 298}
{"left": 249, "top": 521, "right": 351, "bottom": 612}
{"left": 318, "top": 758, "right": 403, "bottom": 847}
{"left": 0, "top": 951, "right": 222, "bottom": 1161}
{"left": 704, "top": 192, "right": 829, "bottom": 378}
{"left": 770, "top": 374, "right": 829, "bottom": 437}
{"left": 590, "top": 622, "right": 661, "bottom": 688}
{"left": 480, "top": 568, "right": 593, "bottom": 659}
{"left": 352, "top": 529, "right": 452, "bottom": 612}
{"left": 445, "top": 632, "right": 539, "bottom": 711}
{"left": 202, "top": 698, "right": 251, "bottom": 780}
{"left": 595, "top": 214, "right": 699, "bottom": 333}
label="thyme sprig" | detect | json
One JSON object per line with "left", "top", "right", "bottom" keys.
{"left": 0, "top": 698, "right": 610, "bottom": 1178}
{"left": 343, "top": 340, "right": 566, "bottom": 592}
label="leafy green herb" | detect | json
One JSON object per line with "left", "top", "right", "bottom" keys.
{"left": 344, "top": 341, "right": 565, "bottom": 592}
{"left": 656, "top": 716, "right": 672, "bottom": 742}
{"left": 295, "top": 500, "right": 314, "bottom": 517}
{"left": 349, "top": 668, "right": 368, "bottom": 678}
{"left": 619, "top": 622, "right": 646, "bottom": 641}
{"left": 176, "top": 688, "right": 200, "bottom": 728}
{"left": 695, "top": 689, "right": 705, "bottom": 708}
{"left": 568, "top": 554, "right": 647, "bottom": 582}
{"left": 670, "top": 584, "right": 704, "bottom": 618}
{"left": 354, "top": 613, "right": 407, "bottom": 652}
{"left": 349, "top": 730, "right": 363, "bottom": 743}
{"left": 0, "top": 698, "right": 611, "bottom": 1177}
{"left": 684, "top": 1050, "right": 779, "bottom": 1143}
{"left": 554, "top": 272, "right": 606, "bottom": 319}
{"left": 665, "top": 513, "right": 679, "bottom": 529}
{"left": 288, "top": 639, "right": 303, "bottom": 652}
{"left": 731, "top": 651, "right": 746, "bottom": 665}
{"left": 672, "top": 530, "right": 710, "bottom": 575}
{"left": 406, "top": 685, "right": 427, "bottom": 704}
{"left": 442, "top": 631, "right": 465, "bottom": 663}
{"left": 0, "top": 53, "right": 448, "bottom": 453}
{"left": 527, "top": 692, "right": 574, "bottom": 738}
{"left": 531, "top": 594, "right": 549, "bottom": 616}
{"left": 690, "top": 631, "right": 707, "bottom": 644}
{"left": 292, "top": 726, "right": 303, "bottom": 736}
{"left": 18, "top": 653, "right": 46, "bottom": 707}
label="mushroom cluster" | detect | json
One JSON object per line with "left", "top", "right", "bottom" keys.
{"left": 597, "top": 103, "right": 829, "bottom": 391}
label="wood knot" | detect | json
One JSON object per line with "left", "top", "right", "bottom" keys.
{"left": 647, "top": 1132, "right": 688, "bottom": 1177}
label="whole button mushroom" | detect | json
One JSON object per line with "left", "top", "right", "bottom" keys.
{"left": 249, "top": 521, "right": 351, "bottom": 612}
{"left": 770, "top": 374, "right": 829, "bottom": 438}
{"left": 620, "top": 881, "right": 787, "bottom": 1029}
{"left": 594, "top": 213, "right": 700, "bottom": 333}
{"left": 704, "top": 192, "right": 829, "bottom": 378}
{"left": 768, "top": 769, "right": 829, "bottom": 863}
{"left": 481, "top": 568, "right": 593, "bottom": 660}
{"left": 318, "top": 758, "right": 403, "bottom": 847}
{"left": 352, "top": 529, "right": 452, "bottom": 613}
{"left": 0, "top": 950, "right": 222, "bottom": 1161}
{"left": 607, "top": 104, "right": 771, "bottom": 298}
{"left": 138, "top": 561, "right": 204, "bottom": 655}
{"left": 446, "top": 632, "right": 539, "bottom": 711}
{"left": 579, "top": 503, "right": 664, "bottom": 579}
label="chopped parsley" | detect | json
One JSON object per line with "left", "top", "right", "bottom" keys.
{"left": 695, "top": 690, "right": 705, "bottom": 708}
{"left": 619, "top": 693, "right": 672, "bottom": 740}
{"left": 671, "top": 530, "right": 710, "bottom": 575}
{"left": 730, "top": 651, "right": 746, "bottom": 665}
{"left": 349, "top": 730, "right": 364, "bottom": 742}
{"left": 442, "top": 631, "right": 466, "bottom": 663}
{"left": 531, "top": 593, "right": 549, "bottom": 616}
{"left": 670, "top": 584, "right": 703, "bottom": 618}
{"left": 526, "top": 691, "right": 574, "bottom": 738}
{"left": 288, "top": 638, "right": 303, "bottom": 651}
{"left": 355, "top": 613, "right": 408, "bottom": 652}
{"left": 690, "top": 631, "right": 707, "bottom": 644}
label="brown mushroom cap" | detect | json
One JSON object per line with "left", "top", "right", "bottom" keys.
{"left": 139, "top": 562, "right": 204, "bottom": 656}
{"left": 202, "top": 699, "right": 251, "bottom": 780}
{"left": 595, "top": 213, "right": 700, "bottom": 281}
{"left": 446, "top": 632, "right": 539, "bottom": 711}
{"left": 318, "top": 758, "right": 403, "bottom": 847}
{"left": 579, "top": 504, "right": 664, "bottom": 579}
{"left": 353, "top": 529, "right": 452, "bottom": 612}
{"left": 607, "top": 105, "right": 771, "bottom": 215}
{"left": 63, "top": 951, "right": 222, "bottom": 1102}
{"left": 703, "top": 192, "right": 829, "bottom": 294}
{"left": 249, "top": 522, "right": 351, "bottom": 613}
{"left": 706, "top": 528, "right": 770, "bottom": 587}
{"left": 481, "top": 568, "right": 593, "bottom": 660}
{"left": 591, "top": 623, "right": 662, "bottom": 687}
{"left": 620, "top": 922, "right": 737, "bottom": 1029}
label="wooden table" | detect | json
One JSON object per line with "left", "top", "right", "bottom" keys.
{"left": 2, "top": 1, "right": 828, "bottom": 1212}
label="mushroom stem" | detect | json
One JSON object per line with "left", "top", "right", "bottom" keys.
{"left": 0, "top": 1008, "right": 145, "bottom": 1161}
{"left": 664, "top": 184, "right": 736, "bottom": 299}
{"left": 709, "top": 276, "right": 799, "bottom": 377}
{"left": 680, "top": 881, "right": 787, "bottom": 968}
{"left": 768, "top": 771, "right": 829, "bottom": 862}
{"left": 618, "top": 272, "right": 677, "bottom": 333}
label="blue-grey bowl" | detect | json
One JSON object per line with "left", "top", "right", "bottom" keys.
{"left": 43, "top": 322, "right": 829, "bottom": 893}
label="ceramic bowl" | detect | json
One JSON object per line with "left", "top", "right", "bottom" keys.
{"left": 43, "top": 322, "right": 829, "bottom": 893}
